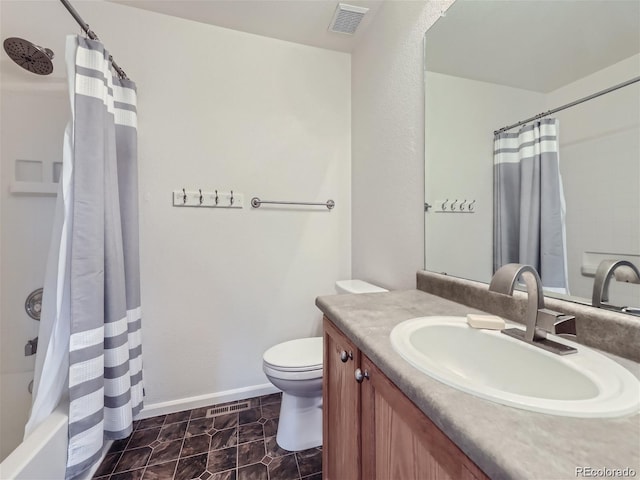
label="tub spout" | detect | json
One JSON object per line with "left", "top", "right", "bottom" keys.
{"left": 24, "top": 337, "right": 38, "bottom": 356}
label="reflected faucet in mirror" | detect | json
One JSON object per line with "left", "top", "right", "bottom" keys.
{"left": 592, "top": 260, "right": 640, "bottom": 315}
{"left": 489, "top": 264, "right": 577, "bottom": 355}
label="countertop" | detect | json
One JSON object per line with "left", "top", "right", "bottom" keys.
{"left": 316, "top": 289, "right": 640, "bottom": 480}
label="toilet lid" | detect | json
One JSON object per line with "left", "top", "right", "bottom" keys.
{"left": 263, "top": 337, "right": 323, "bottom": 371}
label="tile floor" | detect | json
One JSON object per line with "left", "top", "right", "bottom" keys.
{"left": 93, "top": 393, "right": 322, "bottom": 480}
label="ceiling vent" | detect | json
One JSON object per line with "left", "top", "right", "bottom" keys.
{"left": 329, "top": 3, "right": 369, "bottom": 35}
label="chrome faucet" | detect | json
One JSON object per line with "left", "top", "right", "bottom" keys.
{"left": 489, "top": 264, "right": 577, "bottom": 355}
{"left": 592, "top": 260, "right": 640, "bottom": 313}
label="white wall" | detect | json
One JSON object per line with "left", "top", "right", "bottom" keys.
{"left": 351, "top": 0, "right": 454, "bottom": 290}
{"left": 424, "top": 72, "right": 543, "bottom": 282}
{"left": 0, "top": 0, "right": 351, "bottom": 418}
{"left": 548, "top": 54, "right": 640, "bottom": 307}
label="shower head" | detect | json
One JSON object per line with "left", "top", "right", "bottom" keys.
{"left": 3, "top": 37, "right": 54, "bottom": 75}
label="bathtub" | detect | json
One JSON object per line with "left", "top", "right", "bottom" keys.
{"left": 0, "top": 372, "right": 33, "bottom": 463}
{"left": 0, "top": 393, "right": 109, "bottom": 480}
{"left": 0, "top": 401, "right": 67, "bottom": 480}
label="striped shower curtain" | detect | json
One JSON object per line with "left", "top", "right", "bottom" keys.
{"left": 66, "top": 34, "right": 144, "bottom": 478}
{"left": 493, "top": 118, "right": 569, "bottom": 293}
{"left": 25, "top": 35, "right": 144, "bottom": 479}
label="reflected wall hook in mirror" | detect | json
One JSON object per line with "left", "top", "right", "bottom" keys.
{"left": 433, "top": 198, "right": 476, "bottom": 214}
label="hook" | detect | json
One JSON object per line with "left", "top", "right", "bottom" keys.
{"left": 215, "top": 190, "right": 219, "bottom": 205}
{"left": 469, "top": 200, "right": 476, "bottom": 211}
{"left": 182, "top": 188, "right": 187, "bottom": 204}
{"left": 230, "top": 190, "right": 234, "bottom": 206}
{"left": 460, "top": 199, "right": 467, "bottom": 211}
{"left": 441, "top": 198, "right": 448, "bottom": 211}
{"left": 199, "top": 189, "right": 203, "bottom": 205}
{"left": 451, "top": 199, "right": 458, "bottom": 211}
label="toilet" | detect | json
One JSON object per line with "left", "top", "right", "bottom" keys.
{"left": 262, "top": 279, "right": 387, "bottom": 451}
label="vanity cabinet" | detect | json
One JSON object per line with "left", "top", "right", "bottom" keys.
{"left": 323, "top": 317, "right": 487, "bottom": 480}
{"left": 323, "top": 317, "right": 361, "bottom": 480}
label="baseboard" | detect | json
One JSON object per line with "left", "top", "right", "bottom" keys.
{"left": 136, "top": 383, "right": 280, "bottom": 420}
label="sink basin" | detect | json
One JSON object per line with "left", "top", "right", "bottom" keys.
{"left": 390, "top": 316, "right": 640, "bottom": 418}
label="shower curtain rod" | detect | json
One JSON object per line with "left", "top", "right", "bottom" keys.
{"left": 59, "top": 0, "right": 128, "bottom": 79}
{"left": 494, "top": 75, "right": 640, "bottom": 135}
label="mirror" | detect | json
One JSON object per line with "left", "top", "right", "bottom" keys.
{"left": 424, "top": 0, "right": 640, "bottom": 311}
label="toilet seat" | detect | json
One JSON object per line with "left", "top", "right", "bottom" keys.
{"left": 263, "top": 337, "right": 323, "bottom": 380}
{"left": 263, "top": 337, "right": 322, "bottom": 370}
{"left": 263, "top": 363, "right": 322, "bottom": 381}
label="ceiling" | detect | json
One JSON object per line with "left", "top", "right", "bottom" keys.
{"left": 425, "top": 0, "right": 640, "bottom": 93}
{"left": 108, "top": 0, "right": 383, "bottom": 53}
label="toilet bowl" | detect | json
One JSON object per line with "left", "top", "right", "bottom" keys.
{"left": 262, "top": 280, "right": 387, "bottom": 451}
{"left": 263, "top": 337, "right": 323, "bottom": 451}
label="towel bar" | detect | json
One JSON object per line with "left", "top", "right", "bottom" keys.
{"left": 251, "top": 197, "right": 335, "bottom": 210}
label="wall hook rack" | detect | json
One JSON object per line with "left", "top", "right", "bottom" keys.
{"left": 173, "top": 189, "right": 243, "bottom": 209}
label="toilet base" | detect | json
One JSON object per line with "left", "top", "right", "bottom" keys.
{"left": 275, "top": 392, "right": 323, "bottom": 451}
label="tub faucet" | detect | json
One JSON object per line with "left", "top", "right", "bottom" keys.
{"left": 25, "top": 337, "right": 38, "bottom": 356}
{"left": 489, "top": 264, "right": 577, "bottom": 355}
{"left": 592, "top": 260, "right": 640, "bottom": 313}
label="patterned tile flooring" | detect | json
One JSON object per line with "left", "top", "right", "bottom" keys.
{"left": 93, "top": 393, "right": 322, "bottom": 480}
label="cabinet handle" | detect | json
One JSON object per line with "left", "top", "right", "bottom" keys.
{"left": 340, "top": 350, "right": 353, "bottom": 363}
{"left": 355, "top": 368, "right": 369, "bottom": 383}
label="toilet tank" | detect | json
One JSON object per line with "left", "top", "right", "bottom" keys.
{"left": 335, "top": 280, "right": 388, "bottom": 294}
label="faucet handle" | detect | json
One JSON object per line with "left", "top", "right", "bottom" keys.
{"left": 537, "top": 309, "right": 576, "bottom": 336}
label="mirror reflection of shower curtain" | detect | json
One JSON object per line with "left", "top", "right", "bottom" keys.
{"left": 494, "top": 118, "right": 569, "bottom": 293}
{"left": 25, "top": 35, "right": 144, "bottom": 480}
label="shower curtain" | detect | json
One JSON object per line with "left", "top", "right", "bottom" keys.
{"left": 493, "top": 118, "right": 569, "bottom": 293}
{"left": 25, "top": 35, "right": 143, "bottom": 479}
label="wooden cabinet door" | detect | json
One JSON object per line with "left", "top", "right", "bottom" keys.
{"left": 361, "top": 354, "right": 487, "bottom": 480}
{"left": 323, "top": 318, "right": 361, "bottom": 480}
